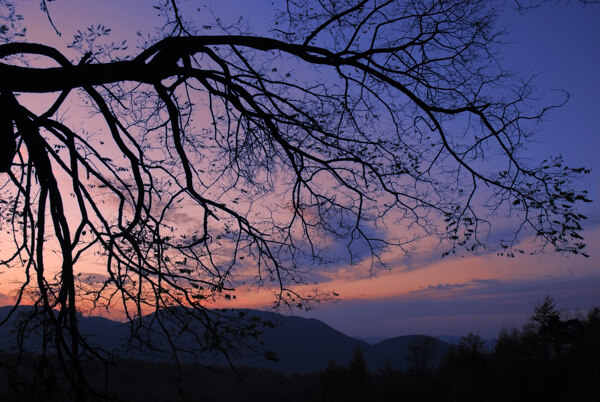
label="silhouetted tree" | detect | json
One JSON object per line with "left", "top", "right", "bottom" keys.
{"left": 347, "top": 347, "right": 371, "bottom": 401}
{"left": 318, "top": 348, "right": 371, "bottom": 402}
{"left": 319, "top": 360, "right": 347, "bottom": 402}
{"left": 407, "top": 336, "right": 440, "bottom": 377}
{"left": 0, "top": 0, "right": 594, "bottom": 399}
{"left": 376, "top": 358, "right": 402, "bottom": 402}
{"left": 438, "top": 333, "right": 489, "bottom": 401}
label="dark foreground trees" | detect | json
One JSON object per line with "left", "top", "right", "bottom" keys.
{"left": 317, "top": 297, "right": 600, "bottom": 402}
{"left": 421, "top": 298, "right": 600, "bottom": 402}
{"left": 0, "top": 0, "right": 594, "bottom": 399}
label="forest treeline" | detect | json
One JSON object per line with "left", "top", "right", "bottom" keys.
{"left": 1, "top": 296, "right": 598, "bottom": 401}
{"left": 318, "top": 296, "right": 599, "bottom": 402}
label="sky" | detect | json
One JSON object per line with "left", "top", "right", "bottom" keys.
{"left": 293, "top": 2, "right": 600, "bottom": 338}
{"left": 1, "top": 0, "right": 598, "bottom": 339}
{"left": 292, "top": 1, "right": 600, "bottom": 338}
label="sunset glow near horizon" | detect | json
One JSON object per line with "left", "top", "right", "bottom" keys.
{"left": 0, "top": 0, "right": 598, "bottom": 339}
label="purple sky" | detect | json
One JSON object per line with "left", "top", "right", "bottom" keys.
{"left": 4, "top": 0, "right": 599, "bottom": 339}
{"left": 294, "top": 1, "right": 600, "bottom": 338}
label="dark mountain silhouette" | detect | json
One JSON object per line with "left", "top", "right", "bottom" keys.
{"left": 0, "top": 306, "right": 130, "bottom": 356}
{"left": 0, "top": 306, "right": 450, "bottom": 373}
{"left": 371, "top": 334, "right": 440, "bottom": 366}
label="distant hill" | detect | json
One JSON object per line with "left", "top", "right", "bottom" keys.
{"left": 355, "top": 335, "right": 388, "bottom": 344}
{"left": 0, "top": 306, "right": 450, "bottom": 374}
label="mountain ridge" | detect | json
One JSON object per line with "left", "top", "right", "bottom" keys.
{"left": 0, "top": 305, "right": 450, "bottom": 374}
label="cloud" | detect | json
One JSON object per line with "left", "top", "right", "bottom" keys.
{"left": 406, "top": 275, "right": 599, "bottom": 305}
{"left": 425, "top": 282, "right": 470, "bottom": 291}
{"left": 0, "top": 292, "right": 14, "bottom": 306}
{"left": 77, "top": 273, "right": 110, "bottom": 285}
